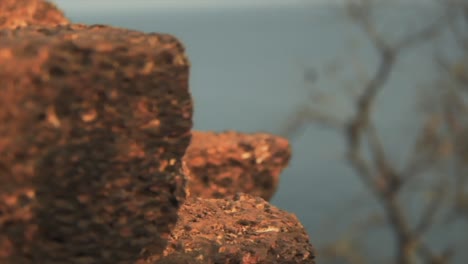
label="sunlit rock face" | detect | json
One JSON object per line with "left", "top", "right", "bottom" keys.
{"left": 0, "top": 23, "right": 191, "bottom": 263}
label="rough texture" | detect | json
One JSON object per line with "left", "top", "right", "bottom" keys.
{"left": 0, "top": 24, "right": 192, "bottom": 263}
{"left": 151, "top": 194, "right": 315, "bottom": 264}
{"left": 0, "top": 0, "right": 69, "bottom": 29}
{"left": 184, "top": 131, "right": 291, "bottom": 201}
{"left": 0, "top": 2, "right": 316, "bottom": 264}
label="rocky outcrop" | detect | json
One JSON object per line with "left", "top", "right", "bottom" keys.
{"left": 0, "top": 24, "right": 192, "bottom": 263}
{"left": 0, "top": 0, "right": 69, "bottom": 29}
{"left": 155, "top": 194, "right": 314, "bottom": 264}
{"left": 184, "top": 131, "right": 290, "bottom": 201}
{"left": 0, "top": 1, "right": 315, "bottom": 263}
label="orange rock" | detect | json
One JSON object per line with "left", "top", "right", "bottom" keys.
{"left": 0, "top": 24, "right": 191, "bottom": 263}
{"left": 184, "top": 131, "right": 291, "bottom": 201}
{"left": 152, "top": 194, "right": 315, "bottom": 264}
{"left": 0, "top": 0, "right": 69, "bottom": 29}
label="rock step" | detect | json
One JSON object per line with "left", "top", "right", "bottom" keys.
{"left": 154, "top": 194, "right": 315, "bottom": 264}
{"left": 185, "top": 131, "right": 291, "bottom": 201}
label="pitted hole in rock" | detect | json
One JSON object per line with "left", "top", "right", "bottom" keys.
{"left": 159, "top": 50, "right": 174, "bottom": 65}
{"left": 212, "top": 192, "right": 224, "bottom": 199}
{"left": 236, "top": 219, "right": 258, "bottom": 227}
{"left": 218, "top": 177, "right": 233, "bottom": 188}
{"left": 36, "top": 28, "right": 56, "bottom": 36}
{"left": 36, "top": 112, "right": 46, "bottom": 121}
{"left": 49, "top": 65, "right": 66, "bottom": 77}
{"left": 169, "top": 196, "right": 179, "bottom": 208}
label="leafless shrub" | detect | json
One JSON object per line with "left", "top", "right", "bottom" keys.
{"left": 282, "top": 0, "right": 468, "bottom": 263}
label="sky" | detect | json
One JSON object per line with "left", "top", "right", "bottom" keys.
{"left": 50, "top": 0, "right": 439, "bottom": 14}
{"left": 51, "top": 0, "right": 336, "bottom": 12}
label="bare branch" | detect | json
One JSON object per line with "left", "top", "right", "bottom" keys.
{"left": 402, "top": 154, "right": 437, "bottom": 185}
{"left": 417, "top": 241, "right": 453, "bottom": 264}
{"left": 367, "top": 122, "right": 402, "bottom": 194}
{"left": 436, "top": 54, "right": 468, "bottom": 89}
{"left": 343, "top": 2, "right": 453, "bottom": 263}
{"left": 414, "top": 183, "right": 447, "bottom": 236}
{"left": 346, "top": 0, "right": 389, "bottom": 53}
{"left": 344, "top": 16, "right": 396, "bottom": 196}
{"left": 395, "top": 16, "right": 448, "bottom": 52}
{"left": 280, "top": 105, "right": 344, "bottom": 138}
{"left": 347, "top": 148, "right": 376, "bottom": 191}
{"left": 285, "top": 0, "right": 467, "bottom": 262}
{"left": 402, "top": 115, "right": 443, "bottom": 183}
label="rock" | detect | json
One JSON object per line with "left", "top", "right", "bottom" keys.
{"left": 149, "top": 194, "right": 315, "bottom": 264}
{"left": 0, "top": 0, "right": 69, "bottom": 29}
{"left": 0, "top": 2, "right": 316, "bottom": 263}
{"left": 0, "top": 24, "right": 192, "bottom": 263}
{"left": 184, "top": 131, "right": 291, "bottom": 201}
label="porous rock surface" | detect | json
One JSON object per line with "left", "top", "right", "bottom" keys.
{"left": 0, "top": 1, "right": 316, "bottom": 264}
{"left": 184, "top": 131, "right": 290, "bottom": 201}
{"left": 0, "top": 0, "right": 69, "bottom": 29}
{"left": 152, "top": 194, "right": 315, "bottom": 264}
{"left": 0, "top": 24, "right": 192, "bottom": 263}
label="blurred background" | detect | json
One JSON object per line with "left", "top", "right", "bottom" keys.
{"left": 51, "top": 0, "right": 468, "bottom": 263}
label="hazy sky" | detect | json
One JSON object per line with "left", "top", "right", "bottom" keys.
{"left": 51, "top": 0, "right": 324, "bottom": 12}
{"left": 50, "top": 0, "right": 434, "bottom": 14}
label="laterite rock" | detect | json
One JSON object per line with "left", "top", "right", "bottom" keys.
{"left": 154, "top": 194, "right": 315, "bottom": 264}
{"left": 0, "top": 0, "right": 69, "bottom": 29}
{"left": 184, "top": 131, "right": 291, "bottom": 201}
{"left": 0, "top": 24, "right": 192, "bottom": 263}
